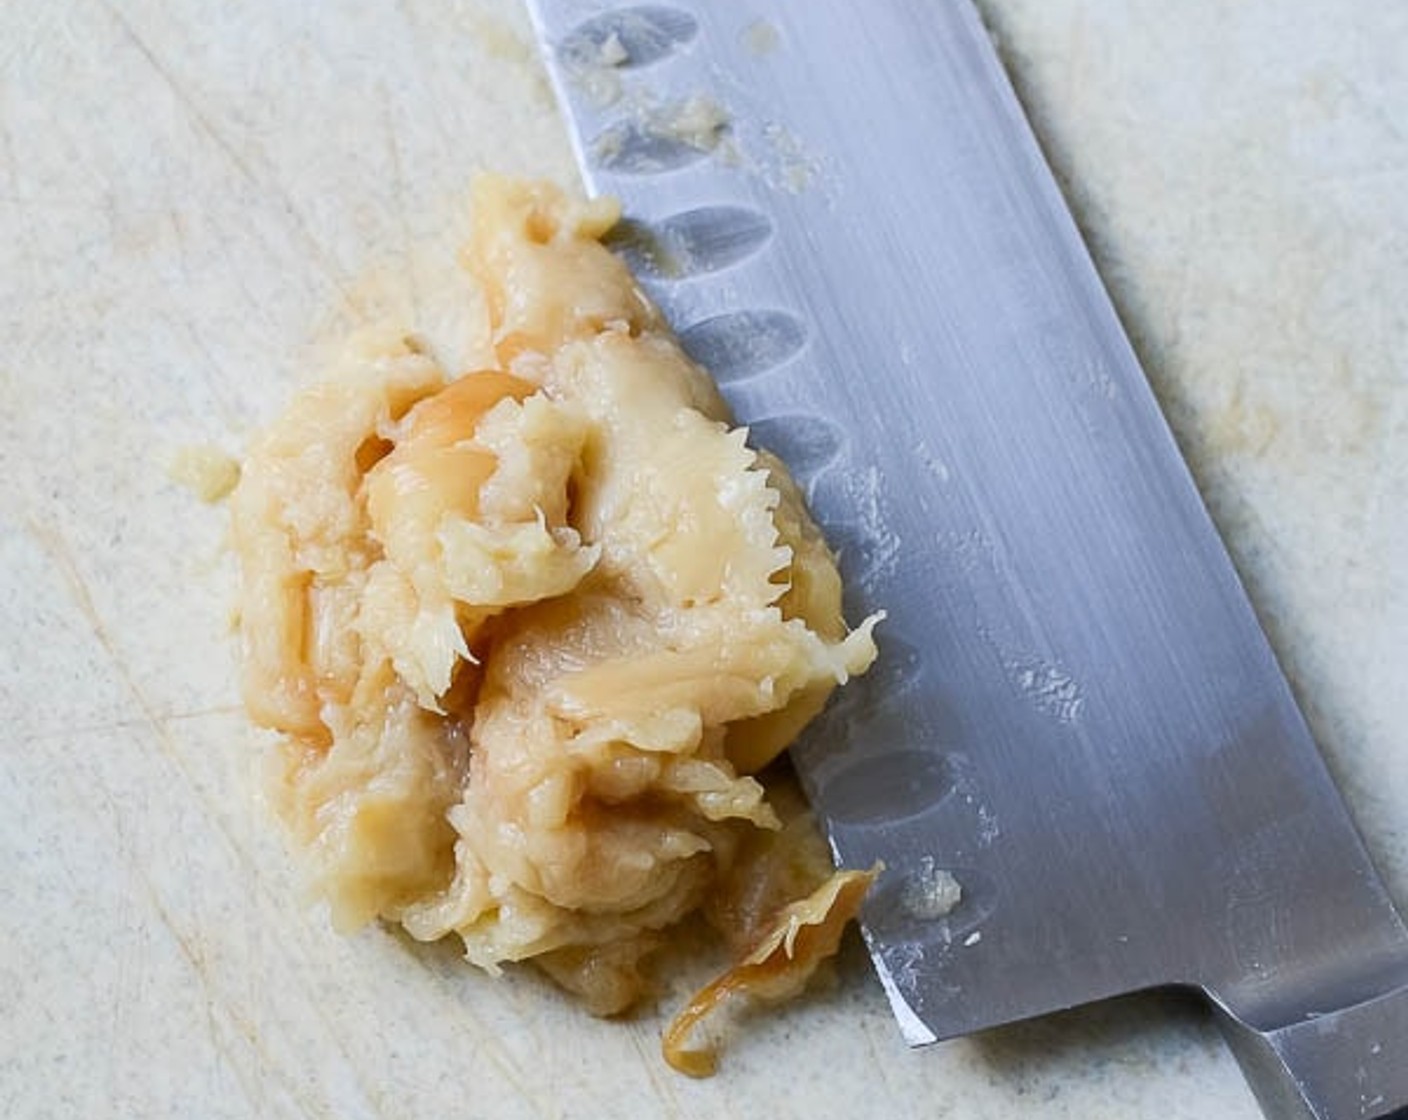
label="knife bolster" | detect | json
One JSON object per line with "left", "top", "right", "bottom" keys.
{"left": 1212, "top": 978, "right": 1408, "bottom": 1120}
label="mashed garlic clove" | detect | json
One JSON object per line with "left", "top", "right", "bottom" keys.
{"left": 232, "top": 175, "right": 881, "bottom": 1075}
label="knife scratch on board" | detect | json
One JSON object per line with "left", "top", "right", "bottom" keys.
{"left": 25, "top": 521, "right": 378, "bottom": 1114}
{"left": 26, "top": 520, "right": 261, "bottom": 885}
{"left": 295, "top": 994, "right": 398, "bottom": 1120}
{"left": 99, "top": 0, "right": 363, "bottom": 317}
{"left": 625, "top": 1019, "right": 687, "bottom": 1120}
{"left": 14, "top": 707, "right": 243, "bottom": 745}
{"left": 379, "top": 80, "right": 424, "bottom": 329}
{"left": 27, "top": 676, "right": 297, "bottom": 1115}
{"left": 403, "top": 959, "right": 561, "bottom": 1118}
{"left": 847, "top": 999, "right": 904, "bottom": 1107}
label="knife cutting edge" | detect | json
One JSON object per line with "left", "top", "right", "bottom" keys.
{"left": 524, "top": 3, "right": 1408, "bottom": 1116}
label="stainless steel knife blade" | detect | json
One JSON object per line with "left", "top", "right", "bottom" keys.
{"left": 524, "top": 2, "right": 1408, "bottom": 1116}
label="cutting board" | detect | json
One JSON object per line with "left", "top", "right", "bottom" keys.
{"left": 2, "top": 1, "right": 1404, "bottom": 1117}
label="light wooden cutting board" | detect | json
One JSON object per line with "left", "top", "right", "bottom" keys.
{"left": 3, "top": 2, "right": 1404, "bottom": 1117}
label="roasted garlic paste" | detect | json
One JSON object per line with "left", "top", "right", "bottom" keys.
{"left": 231, "top": 176, "right": 879, "bottom": 1074}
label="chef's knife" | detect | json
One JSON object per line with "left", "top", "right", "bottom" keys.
{"left": 523, "top": 2, "right": 1408, "bottom": 1116}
